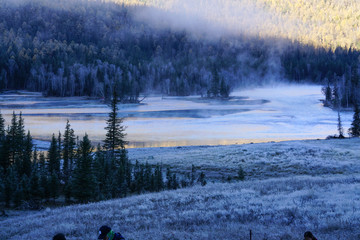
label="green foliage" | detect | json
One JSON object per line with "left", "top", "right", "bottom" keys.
{"left": 63, "top": 119, "right": 76, "bottom": 181}
{"left": 47, "top": 134, "right": 61, "bottom": 176}
{"left": 337, "top": 111, "right": 345, "bottom": 138}
{"left": 104, "top": 89, "right": 127, "bottom": 155}
{"left": 237, "top": 165, "right": 245, "bottom": 181}
{"left": 349, "top": 104, "right": 360, "bottom": 137}
{"left": 0, "top": 113, "right": 208, "bottom": 208}
{"left": 72, "top": 134, "right": 96, "bottom": 203}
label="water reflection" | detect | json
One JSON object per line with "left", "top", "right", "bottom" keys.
{"left": 0, "top": 85, "right": 352, "bottom": 148}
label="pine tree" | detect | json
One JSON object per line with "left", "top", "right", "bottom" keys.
{"left": 40, "top": 172, "right": 50, "bottom": 201}
{"left": 8, "top": 112, "right": 18, "bottom": 166}
{"left": 166, "top": 167, "right": 172, "bottom": 189}
{"left": 4, "top": 167, "right": 18, "bottom": 207}
{"left": 104, "top": 89, "right": 127, "bottom": 157}
{"left": 349, "top": 104, "right": 360, "bottom": 137}
{"left": 72, "top": 134, "right": 96, "bottom": 203}
{"left": 0, "top": 167, "right": 4, "bottom": 204}
{"left": 0, "top": 111, "right": 5, "bottom": 141}
{"left": 208, "top": 68, "right": 220, "bottom": 98}
{"left": 21, "top": 131, "right": 33, "bottom": 177}
{"left": 63, "top": 120, "right": 76, "bottom": 181}
{"left": 237, "top": 165, "right": 245, "bottom": 181}
{"left": 0, "top": 112, "right": 6, "bottom": 171}
{"left": 337, "top": 111, "right": 345, "bottom": 138}
{"left": 20, "top": 174, "right": 31, "bottom": 201}
{"left": 132, "top": 160, "right": 144, "bottom": 194}
{"left": 220, "top": 78, "right": 230, "bottom": 98}
{"left": 48, "top": 134, "right": 60, "bottom": 176}
{"left": 154, "top": 164, "right": 163, "bottom": 192}
{"left": 93, "top": 144, "right": 107, "bottom": 201}
{"left": 49, "top": 171, "right": 59, "bottom": 201}
{"left": 198, "top": 172, "right": 207, "bottom": 186}
{"left": 30, "top": 167, "right": 41, "bottom": 201}
{"left": 0, "top": 129, "right": 10, "bottom": 171}
{"left": 144, "top": 162, "right": 152, "bottom": 191}
{"left": 16, "top": 112, "right": 25, "bottom": 148}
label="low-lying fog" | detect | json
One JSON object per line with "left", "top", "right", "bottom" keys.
{"left": 0, "top": 84, "right": 352, "bottom": 148}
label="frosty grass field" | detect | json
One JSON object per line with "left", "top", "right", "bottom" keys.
{"left": 1, "top": 138, "right": 360, "bottom": 239}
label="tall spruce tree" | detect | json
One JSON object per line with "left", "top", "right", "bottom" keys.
{"left": 48, "top": 134, "right": 61, "bottom": 176}
{"left": 104, "top": 89, "right": 127, "bottom": 156}
{"left": 337, "top": 111, "right": 345, "bottom": 138}
{"left": 349, "top": 104, "right": 360, "bottom": 137}
{"left": 63, "top": 120, "right": 76, "bottom": 180}
{"left": 72, "top": 134, "right": 96, "bottom": 203}
{"left": 0, "top": 112, "right": 5, "bottom": 141}
{"left": 8, "top": 112, "right": 18, "bottom": 166}
{"left": 21, "top": 131, "right": 33, "bottom": 177}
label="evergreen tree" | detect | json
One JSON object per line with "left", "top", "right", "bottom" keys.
{"left": 48, "top": 134, "right": 60, "bottom": 176}
{"left": 220, "top": 78, "right": 230, "bottom": 98}
{"left": 154, "top": 164, "right": 163, "bottom": 192}
{"left": 93, "top": 144, "right": 107, "bottom": 201}
{"left": 63, "top": 120, "right": 76, "bottom": 181}
{"left": 16, "top": 112, "right": 25, "bottom": 148}
{"left": 132, "top": 160, "right": 144, "bottom": 194}
{"left": 4, "top": 167, "right": 18, "bottom": 207}
{"left": 0, "top": 130, "right": 10, "bottom": 171}
{"left": 208, "top": 68, "right": 220, "bottom": 98}
{"left": 40, "top": 172, "right": 50, "bottom": 201}
{"left": 13, "top": 183, "right": 24, "bottom": 208}
{"left": 72, "top": 134, "right": 96, "bottom": 203}
{"left": 198, "top": 172, "right": 207, "bottom": 186}
{"left": 166, "top": 167, "right": 172, "bottom": 189}
{"left": 144, "top": 162, "right": 152, "bottom": 191}
{"left": 30, "top": 167, "right": 41, "bottom": 201}
{"left": 8, "top": 112, "right": 18, "bottom": 166}
{"left": 237, "top": 165, "right": 245, "bottom": 181}
{"left": 337, "top": 111, "right": 345, "bottom": 138}
{"left": 104, "top": 88, "right": 127, "bottom": 156}
{"left": 32, "top": 146, "right": 38, "bottom": 164}
{"left": 0, "top": 111, "right": 5, "bottom": 141}
{"left": 49, "top": 171, "right": 59, "bottom": 201}
{"left": 0, "top": 167, "right": 4, "bottom": 204}
{"left": 20, "top": 174, "right": 31, "bottom": 201}
{"left": 21, "top": 131, "right": 33, "bottom": 177}
{"left": 349, "top": 104, "right": 360, "bottom": 137}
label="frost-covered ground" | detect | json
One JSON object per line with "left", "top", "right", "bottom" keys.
{"left": 1, "top": 138, "right": 360, "bottom": 240}
{"left": 128, "top": 138, "right": 360, "bottom": 181}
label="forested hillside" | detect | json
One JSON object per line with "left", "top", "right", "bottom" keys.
{"left": 0, "top": 0, "right": 359, "bottom": 106}
{"left": 121, "top": 0, "right": 360, "bottom": 50}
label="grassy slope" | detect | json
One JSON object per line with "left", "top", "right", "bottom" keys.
{"left": 1, "top": 138, "right": 360, "bottom": 239}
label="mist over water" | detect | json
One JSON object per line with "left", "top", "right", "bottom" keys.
{"left": 0, "top": 84, "right": 352, "bottom": 148}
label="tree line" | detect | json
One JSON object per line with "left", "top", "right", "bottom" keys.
{"left": 0, "top": 95, "right": 207, "bottom": 209}
{"left": 1, "top": 0, "right": 359, "bottom": 103}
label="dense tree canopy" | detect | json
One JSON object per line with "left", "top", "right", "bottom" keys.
{"left": 2, "top": 0, "right": 359, "bottom": 103}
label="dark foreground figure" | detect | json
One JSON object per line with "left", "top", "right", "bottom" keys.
{"left": 98, "top": 225, "right": 125, "bottom": 240}
{"left": 304, "top": 231, "right": 317, "bottom": 240}
{"left": 53, "top": 233, "right": 66, "bottom": 240}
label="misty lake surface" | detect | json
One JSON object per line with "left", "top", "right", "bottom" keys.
{"left": 0, "top": 84, "right": 352, "bottom": 148}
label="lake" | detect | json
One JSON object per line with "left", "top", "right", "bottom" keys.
{"left": 0, "top": 84, "right": 352, "bottom": 149}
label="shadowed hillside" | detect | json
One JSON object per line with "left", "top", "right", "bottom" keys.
{"left": 2, "top": 138, "right": 360, "bottom": 239}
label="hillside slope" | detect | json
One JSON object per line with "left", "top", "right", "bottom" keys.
{"left": 2, "top": 138, "right": 360, "bottom": 239}
{"left": 119, "top": 0, "right": 360, "bottom": 49}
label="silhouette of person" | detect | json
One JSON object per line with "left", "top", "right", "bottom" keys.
{"left": 53, "top": 233, "right": 66, "bottom": 240}
{"left": 304, "top": 231, "right": 317, "bottom": 240}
